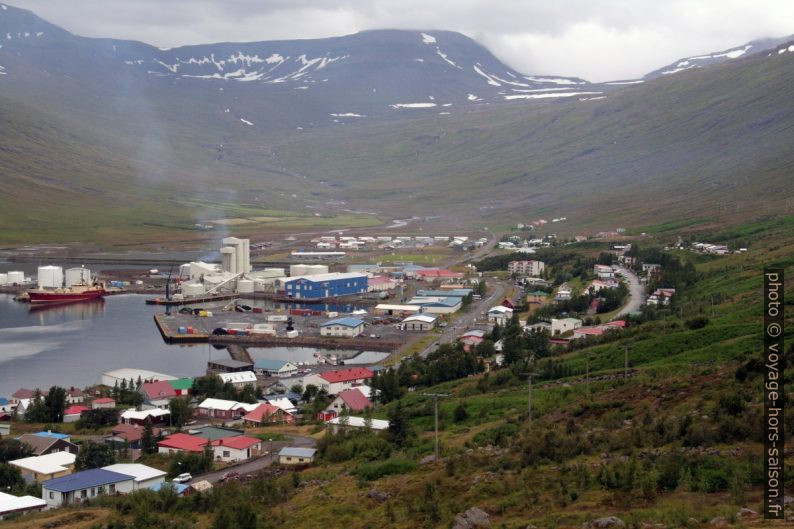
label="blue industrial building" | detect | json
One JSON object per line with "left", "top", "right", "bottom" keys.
{"left": 283, "top": 273, "right": 368, "bottom": 300}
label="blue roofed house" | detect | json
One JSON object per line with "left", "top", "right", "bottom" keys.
{"left": 320, "top": 317, "right": 366, "bottom": 337}
{"left": 254, "top": 359, "right": 299, "bottom": 378}
{"left": 283, "top": 272, "right": 367, "bottom": 300}
{"left": 34, "top": 431, "right": 71, "bottom": 442}
{"left": 41, "top": 468, "right": 135, "bottom": 508}
{"left": 278, "top": 447, "right": 317, "bottom": 465}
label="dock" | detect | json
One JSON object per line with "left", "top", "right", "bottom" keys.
{"left": 154, "top": 313, "right": 210, "bottom": 343}
{"left": 145, "top": 293, "right": 239, "bottom": 306}
{"left": 208, "top": 334, "right": 403, "bottom": 352}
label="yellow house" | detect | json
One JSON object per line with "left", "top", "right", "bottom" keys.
{"left": 9, "top": 452, "right": 76, "bottom": 482}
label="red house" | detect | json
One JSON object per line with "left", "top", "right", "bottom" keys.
{"left": 157, "top": 433, "right": 210, "bottom": 455}
{"left": 243, "top": 403, "right": 295, "bottom": 426}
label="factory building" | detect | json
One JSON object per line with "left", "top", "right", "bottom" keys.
{"left": 221, "top": 237, "right": 250, "bottom": 275}
{"left": 283, "top": 273, "right": 368, "bottom": 300}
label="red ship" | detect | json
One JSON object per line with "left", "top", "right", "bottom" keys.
{"left": 27, "top": 283, "right": 106, "bottom": 303}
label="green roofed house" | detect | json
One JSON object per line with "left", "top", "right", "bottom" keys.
{"left": 526, "top": 291, "right": 549, "bottom": 304}
{"left": 168, "top": 378, "right": 193, "bottom": 396}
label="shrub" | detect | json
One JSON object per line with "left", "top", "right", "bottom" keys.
{"left": 353, "top": 458, "right": 418, "bottom": 481}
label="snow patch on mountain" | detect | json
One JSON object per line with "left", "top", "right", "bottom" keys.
{"left": 0, "top": 65, "right": 5, "bottom": 75}
{"left": 240, "top": 118, "right": 254, "bottom": 126}
{"left": 504, "top": 91, "right": 602, "bottom": 100}
{"left": 435, "top": 48, "right": 461, "bottom": 69}
{"left": 421, "top": 33, "right": 436, "bottom": 44}
{"left": 330, "top": 113, "right": 365, "bottom": 117}
{"left": 467, "top": 94, "right": 482, "bottom": 101}
{"left": 0, "top": 4, "right": 7, "bottom": 10}
{"left": 266, "top": 53, "right": 284, "bottom": 64}
{"left": 390, "top": 102, "right": 437, "bottom": 109}
{"left": 605, "top": 80, "right": 644, "bottom": 85}
{"left": 524, "top": 76, "right": 583, "bottom": 85}
{"left": 473, "top": 64, "right": 500, "bottom": 86}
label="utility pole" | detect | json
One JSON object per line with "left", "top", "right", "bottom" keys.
{"left": 586, "top": 355, "right": 591, "bottom": 400}
{"left": 520, "top": 372, "right": 539, "bottom": 431}
{"left": 422, "top": 393, "right": 449, "bottom": 463}
{"left": 623, "top": 345, "right": 629, "bottom": 380}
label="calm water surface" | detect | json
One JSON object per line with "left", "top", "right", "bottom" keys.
{"left": 0, "top": 294, "right": 385, "bottom": 396}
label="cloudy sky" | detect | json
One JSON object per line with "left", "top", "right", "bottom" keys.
{"left": 8, "top": 0, "right": 794, "bottom": 81}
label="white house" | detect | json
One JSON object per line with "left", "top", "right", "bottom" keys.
{"left": 326, "top": 415, "right": 389, "bottom": 433}
{"left": 218, "top": 371, "right": 258, "bottom": 389}
{"left": 0, "top": 492, "right": 47, "bottom": 520}
{"left": 41, "top": 469, "right": 135, "bottom": 509}
{"left": 297, "top": 367, "right": 374, "bottom": 396}
{"left": 211, "top": 436, "right": 261, "bottom": 463}
{"left": 594, "top": 265, "right": 615, "bottom": 279}
{"left": 102, "top": 464, "right": 166, "bottom": 491}
{"left": 254, "top": 359, "right": 298, "bottom": 378}
{"left": 487, "top": 305, "right": 514, "bottom": 324}
{"left": 10, "top": 452, "right": 76, "bottom": 482}
{"left": 551, "top": 318, "right": 582, "bottom": 336}
{"left": 554, "top": 283, "right": 573, "bottom": 301}
{"left": 401, "top": 314, "right": 438, "bottom": 331}
{"left": 320, "top": 317, "right": 366, "bottom": 337}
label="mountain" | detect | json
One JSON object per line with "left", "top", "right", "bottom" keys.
{"left": 0, "top": 2, "right": 793, "bottom": 244}
{"left": 0, "top": 2, "right": 602, "bottom": 133}
{"left": 644, "top": 34, "right": 794, "bottom": 79}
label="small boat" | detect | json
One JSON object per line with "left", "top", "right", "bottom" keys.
{"left": 27, "top": 283, "right": 105, "bottom": 304}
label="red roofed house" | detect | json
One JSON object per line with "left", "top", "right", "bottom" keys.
{"left": 243, "top": 403, "right": 295, "bottom": 426}
{"left": 321, "top": 388, "right": 372, "bottom": 420}
{"left": 604, "top": 320, "right": 626, "bottom": 328}
{"left": 301, "top": 367, "right": 374, "bottom": 395}
{"left": 141, "top": 381, "right": 177, "bottom": 409}
{"left": 62, "top": 405, "right": 90, "bottom": 423}
{"left": 157, "top": 433, "right": 210, "bottom": 455}
{"left": 501, "top": 299, "right": 516, "bottom": 309}
{"left": 91, "top": 398, "right": 116, "bottom": 410}
{"left": 211, "top": 436, "right": 262, "bottom": 462}
{"left": 572, "top": 327, "right": 606, "bottom": 339}
{"left": 105, "top": 423, "right": 162, "bottom": 450}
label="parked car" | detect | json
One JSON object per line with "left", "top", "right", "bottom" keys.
{"left": 221, "top": 471, "right": 240, "bottom": 482}
{"left": 172, "top": 473, "right": 192, "bottom": 484}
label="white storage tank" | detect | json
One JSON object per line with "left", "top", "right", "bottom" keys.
{"left": 253, "top": 279, "right": 266, "bottom": 292}
{"left": 37, "top": 266, "right": 64, "bottom": 289}
{"left": 6, "top": 271, "right": 24, "bottom": 285}
{"left": 65, "top": 267, "right": 91, "bottom": 287}
{"left": 237, "top": 279, "right": 254, "bottom": 294}
{"left": 304, "top": 264, "right": 329, "bottom": 275}
{"left": 289, "top": 264, "right": 308, "bottom": 277}
{"left": 0, "top": 273, "right": 6, "bottom": 285}
{"left": 182, "top": 283, "right": 206, "bottom": 297}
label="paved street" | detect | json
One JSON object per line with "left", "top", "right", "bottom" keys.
{"left": 616, "top": 266, "right": 644, "bottom": 317}
{"left": 187, "top": 433, "right": 317, "bottom": 485}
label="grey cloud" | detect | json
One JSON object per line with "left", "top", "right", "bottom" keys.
{"left": 8, "top": 0, "right": 794, "bottom": 81}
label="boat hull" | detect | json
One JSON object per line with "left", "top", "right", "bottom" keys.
{"left": 27, "top": 289, "right": 105, "bottom": 303}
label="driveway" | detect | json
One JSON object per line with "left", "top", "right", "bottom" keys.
{"left": 616, "top": 267, "right": 644, "bottom": 318}
{"left": 187, "top": 434, "right": 317, "bottom": 485}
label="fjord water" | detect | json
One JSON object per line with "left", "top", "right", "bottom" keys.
{"left": 0, "top": 294, "right": 385, "bottom": 396}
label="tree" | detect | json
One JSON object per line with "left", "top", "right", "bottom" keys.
{"left": 77, "top": 408, "right": 119, "bottom": 429}
{"left": 75, "top": 442, "right": 116, "bottom": 470}
{"left": 169, "top": 397, "right": 193, "bottom": 428}
{"left": 387, "top": 401, "right": 409, "bottom": 447}
{"left": 453, "top": 403, "right": 469, "bottom": 423}
{"left": 0, "top": 463, "right": 25, "bottom": 491}
{"left": 290, "top": 384, "right": 303, "bottom": 395}
{"left": 302, "top": 384, "right": 319, "bottom": 402}
{"left": 140, "top": 420, "right": 158, "bottom": 455}
{"left": 0, "top": 439, "right": 33, "bottom": 463}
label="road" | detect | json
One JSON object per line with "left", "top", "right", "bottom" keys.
{"left": 417, "top": 278, "right": 509, "bottom": 358}
{"left": 616, "top": 266, "right": 644, "bottom": 318}
{"left": 187, "top": 433, "right": 317, "bottom": 485}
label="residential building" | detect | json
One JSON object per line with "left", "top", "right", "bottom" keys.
{"left": 196, "top": 398, "right": 259, "bottom": 420}
{"left": 589, "top": 279, "right": 619, "bottom": 293}
{"left": 41, "top": 469, "right": 135, "bottom": 508}
{"left": 264, "top": 395, "right": 299, "bottom": 415}
{"left": 119, "top": 408, "right": 170, "bottom": 426}
{"left": 526, "top": 290, "right": 548, "bottom": 304}
{"left": 254, "top": 359, "right": 299, "bottom": 378}
{"left": 10, "top": 452, "right": 76, "bottom": 482}
{"left": 0, "top": 492, "right": 47, "bottom": 520}
{"left": 642, "top": 263, "right": 662, "bottom": 274}
{"left": 299, "top": 367, "right": 374, "bottom": 396}
{"left": 16, "top": 434, "right": 78, "bottom": 456}
{"left": 167, "top": 378, "right": 193, "bottom": 397}
{"left": 186, "top": 426, "right": 245, "bottom": 442}
{"left": 283, "top": 272, "right": 368, "bottom": 300}
{"left": 157, "top": 433, "right": 210, "bottom": 455}
{"left": 218, "top": 371, "right": 258, "bottom": 389}
{"left": 320, "top": 317, "right": 366, "bottom": 337}
{"left": 594, "top": 264, "right": 615, "bottom": 279}
{"left": 211, "top": 436, "right": 261, "bottom": 462}
{"left": 140, "top": 381, "right": 177, "bottom": 408}
{"left": 325, "top": 415, "right": 389, "bottom": 433}
{"left": 551, "top": 318, "right": 583, "bottom": 336}
{"left": 487, "top": 305, "right": 514, "bottom": 324}
{"left": 554, "top": 283, "right": 573, "bottom": 301}
{"left": 647, "top": 288, "right": 676, "bottom": 305}
{"left": 278, "top": 447, "right": 317, "bottom": 465}
{"left": 243, "top": 403, "right": 295, "bottom": 426}
{"left": 101, "top": 369, "right": 175, "bottom": 388}
{"left": 65, "top": 388, "right": 84, "bottom": 405}
{"left": 91, "top": 398, "right": 116, "bottom": 409}
{"left": 62, "top": 405, "right": 89, "bottom": 423}
{"left": 324, "top": 388, "right": 372, "bottom": 419}
{"left": 104, "top": 424, "right": 162, "bottom": 450}
{"left": 102, "top": 464, "right": 166, "bottom": 491}
{"left": 414, "top": 269, "right": 464, "bottom": 282}
{"left": 507, "top": 260, "right": 545, "bottom": 276}
{"left": 401, "top": 314, "right": 438, "bottom": 331}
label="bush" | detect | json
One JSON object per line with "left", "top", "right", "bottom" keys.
{"left": 353, "top": 458, "right": 418, "bottom": 481}
{"left": 685, "top": 316, "right": 709, "bottom": 330}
